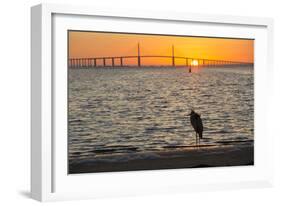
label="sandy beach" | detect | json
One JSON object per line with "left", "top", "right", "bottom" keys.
{"left": 69, "top": 144, "right": 253, "bottom": 174}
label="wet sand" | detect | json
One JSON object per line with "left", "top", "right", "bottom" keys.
{"left": 69, "top": 145, "right": 254, "bottom": 174}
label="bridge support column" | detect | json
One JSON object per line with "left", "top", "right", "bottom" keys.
{"left": 112, "top": 58, "right": 115, "bottom": 67}
{"left": 103, "top": 58, "right": 106, "bottom": 67}
{"left": 138, "top": 56, "right": 141, "bottom": 67}
{"left": 120, "top": 57, "right": 123, "bottom": 66}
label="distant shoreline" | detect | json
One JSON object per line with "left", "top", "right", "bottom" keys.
{"left": 69, "top": 144, "right": 254, "bottom": 174}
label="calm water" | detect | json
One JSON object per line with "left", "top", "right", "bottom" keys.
{"left": 68, "top": 66, "right": 254, "bottom": 163}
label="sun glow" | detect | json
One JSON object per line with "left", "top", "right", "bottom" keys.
{"left": 191, "top": 60, "right": 199, "bottom": 66}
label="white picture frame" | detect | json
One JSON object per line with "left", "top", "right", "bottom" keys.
{"left": 31, "top": 3, "right": 274, "bottom": 202}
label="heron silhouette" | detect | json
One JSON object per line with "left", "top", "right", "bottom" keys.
{"left": 189, "top": 110, "right": 203, "bottom": 146}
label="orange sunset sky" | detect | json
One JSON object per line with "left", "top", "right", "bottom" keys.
{"left": 68, "top": 31, "right": 254, "bottom": 65}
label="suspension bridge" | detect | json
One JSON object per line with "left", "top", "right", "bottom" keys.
{"left": 68, "top": 43, "right": 253, "bottom": 68}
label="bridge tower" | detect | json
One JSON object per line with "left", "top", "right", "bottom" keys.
{"left": 172, "top": 45, "right": 175, "bottom": 67}
{"left": 137, "top": 43, "right": 141, "bottom": 67}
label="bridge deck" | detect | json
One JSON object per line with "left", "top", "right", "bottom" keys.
{"left": 68, "top": 55, "right": 253, "bottom": 68}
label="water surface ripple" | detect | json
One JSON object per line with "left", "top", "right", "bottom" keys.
{"left": 68, "top": 66, "right": 254, "bottom": 163}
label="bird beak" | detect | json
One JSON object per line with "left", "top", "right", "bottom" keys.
{"left": 187, "top": 113, "right": 191, "bottom": 116}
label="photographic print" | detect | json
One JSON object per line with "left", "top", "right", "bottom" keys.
{"left": 68, "top": 31, "right": 254, "bottom": 174}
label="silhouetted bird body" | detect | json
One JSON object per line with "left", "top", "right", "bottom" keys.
{"left": 190, "top": 110, "right": 203, "bottom": 145}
